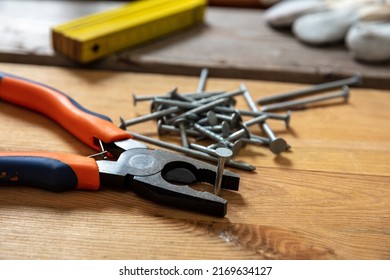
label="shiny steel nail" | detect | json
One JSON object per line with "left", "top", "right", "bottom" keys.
{"left": 157, "top": 121, "right": 201, "bottom": 137}
{"left": 214, "top": 147, "right": 233, "bottom": 195}
{"left": 189, "top": 143, "right": 218, "bottom": 157}
{"left": 257, "top": 74, "right": 360, "bottom": 105}
{"left": 170, "top": 89, "right": 196, "bottom": 103}
{"left": 132, "top": 87, "right": 177, "bottom": 106}
{"left": 169, "top": 98, "right": 229, "bottom": 124}
{"left": 241, "top": 84, "right": 289, "bottom": 154}
{"left": 197, "top": 68, "right": 209, "bottom": 92}
{"left": 185, "top": 90, "right": 226, "bottom": 100}
{"left": 197, "top": 88, "right": 245, "bottom": 104}
{"left": 174, "top": 118, "right": 190, "bottom": 148}
{"left": 261, "top": 86, "right": 350, "bottom": 112}
{"left": 261, "top": 122, "right": 289, "bottom": 154}
{"left": 207, "top": 111, "right": 242, "bottom": 128}
{"left": 213, "top": 106, "right": 290, "bottom": 127}
{"left": 203, "top": 121, "right": 231, "bottom": 138}
{"left": 131, "top": 132, "right": 255, "bottom": 171}
{"left": 120, "top": 106, "right": 181, "bottom": 128}
{"left": 226, "top": 126, "right": 249, "bottom": 142}
{"left": 193, "top": 123, "right": 234, "bottom": 148}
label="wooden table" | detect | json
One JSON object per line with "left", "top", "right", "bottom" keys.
{"left": 0, "top": 63, "right": 389, "bottom": 259}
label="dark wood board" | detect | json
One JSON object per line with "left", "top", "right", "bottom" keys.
{"left": 0, "top": 0, "right": 389, "bottom": 88}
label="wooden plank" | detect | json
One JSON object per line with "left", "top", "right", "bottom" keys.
{"left": 118, "top": 7, "right": 390, "bottom": 89}
{"left": 0, "top": 63, "right": 389, "bottom": 259}
{"left": 0, "top": 1, "right": 389, "bottom": 89}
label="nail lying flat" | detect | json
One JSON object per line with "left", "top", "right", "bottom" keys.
{"left": 261, "top": 86, "right": 350, "bottom": 111}
{"left": 257, "top": 74, "right": 360, "bottom": 105}
{"left": 131, "top": 132, "right": 256, "bottom": 171}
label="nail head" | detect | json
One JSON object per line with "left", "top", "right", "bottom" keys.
{"left": 215, "top": 147, "right": 233, "bottom": 159}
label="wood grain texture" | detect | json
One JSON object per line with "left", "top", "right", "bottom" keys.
{"left": 0, "top": 63, "right": 389, "bottom": 260}
{"left": 0, "top": 1, "right": 389, "bottom": 88}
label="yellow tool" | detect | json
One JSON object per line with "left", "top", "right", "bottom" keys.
{"left": 52, "top": 0, "right": 207, "bottom": 63}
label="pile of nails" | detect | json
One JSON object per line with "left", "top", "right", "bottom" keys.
{"left": 120, "top": 68, "right": 361, "bottom": 171}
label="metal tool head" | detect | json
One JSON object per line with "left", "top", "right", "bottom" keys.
{"left": 97, "top": 146, "right": 240, "bottom": 217}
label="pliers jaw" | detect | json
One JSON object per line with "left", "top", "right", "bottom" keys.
{"left": 103, "top": 138, "right": 148, "bottom": 158}
{"left": 98, "top": 142, "right": 240, "bottom": 217}
{"left": 132, "top": 174, "right": 229, "bottom": 216}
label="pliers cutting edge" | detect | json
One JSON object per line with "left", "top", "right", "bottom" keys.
{"left": 0, "top": 73, "right": 240, "bottom": 217}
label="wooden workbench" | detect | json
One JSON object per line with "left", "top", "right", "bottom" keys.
{"left": 0, "top": 63, "right": 389, "bottom": 260}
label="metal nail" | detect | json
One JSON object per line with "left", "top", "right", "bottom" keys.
{"left": 197, "top": 115, "right": 211, "bottom": 126}
{"left": 132, "top": 94, "right": 152, "bottom": 106}
{"left": 241, "top": 84, "right": 289, "bottom": 154}
{"left": 214, "top": 147, "right": 233, "bottom": 195}
{"left": 242, "top": 109, "right": 291, "bottom": 128}
{"left": 86, "top": 137, "right": 108, "bottom": 159}
{"left": 213, "top": 106, "right": 290, "bottom": 127}
{"left": 130, "top": 132, "right": 256, "bottom": 171}
{"left": 153, "top": 98, "right": 237, "bottom": 117}
{"left": 132, "top": 87, "right": 177, "bottom": 106}
{"left": 251, "top": 135, "right": 271, "bottom": 145}
{"left": 261, "top": 86, "right": 350, "bottom": 112}
{"left": 157, "top": 121, "right": 201, "bottom": 137}
{"left": 150, "top": 101, "right": 161, "bottom": 113}
{"left": 209, "top": 140, "right": 243, "bottom": 156}
{"left": 156, "top": 96, "right": 236, "bottom": 110}
{"left": 168, "top": 98, "right": 229, "bottom": 124}
{"left": 203, "top": 121, "right": 230, "bottom": 137}
{"left": 189, "top": 143, "right": 218, "bottom": 157}
{"left": 119, "top": 116, "right": 126, "bottom": 129}
{"left": 197, "top": 88, "right": 245, "bottom": 104}
{"left": 185, "top": 90, "right": 226, "bottom": 100}
{"left": 152, "top": 97, "right": 287, "bottom": 127}
{"left": 240, "top": 137, "right": 266, "bottom": 146}
{"left": 97, "top": 139, "right": 108, "bottom": 159}
{"left": 243, "top": 114, "right": 268, "bottom": 127}
{"left": 261, "top": 122, "right": 289, "bottom": 154}
{"left": 220, "top": 121, "right": 231, "bottom": 138}
{"left": 207, "top": 110, "right": 242, "bottom": 128}
{"left": 174, "top": 118, "right": 190, "bottom": 148}
{"left": 227, "top": 124, "right": 251, "bottom": 142}
{"left": 231, "top": 140, "right": 244, "bottom": 156}
{"left": 257, "top": 74, "right": 361, "bottom": 105}
{"left": 197, "top": 68, "right": 209, "bottom": 92}
{"left": 152, "top": 98, "right": 195, "bottom": 109}
{"left": 207, "top": 141, "right": 228, "bottom": 149}
{"left": 193, "top": 123, "right": 234, "bottom": 148}
{"left": 87, "top": 150, "right": 109, "bottom": 160}
{"left": 207, "top": 111, "right": 219, "bottom": 126}
{"left": 170, "top": 89, "right": 196, "bottom": 103}
{"left": 224, "top": 112, "right": 242, "bottom": 128}
{"left": 120, "top": 106, "right": 181, "bottom": 128}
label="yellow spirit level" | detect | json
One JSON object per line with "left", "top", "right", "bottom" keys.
{"left": 52, "top": 0, "right": 207, "bottom": 63}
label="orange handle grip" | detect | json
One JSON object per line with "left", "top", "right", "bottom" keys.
{"left": 0, "top": 73, "right": 131, "bottom": 150}
{"left": 0, "top": 152, "right": 100, "bottom": 191}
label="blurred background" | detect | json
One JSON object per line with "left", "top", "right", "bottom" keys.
{"left": 0, "top": 0, "right": 389, "bottom": 88}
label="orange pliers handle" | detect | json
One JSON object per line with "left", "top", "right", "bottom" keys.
{"left": 0, "top": 73, "right": 131, "bottom": 150}
{"left": 0, "top": 72, "right": 130, "bottom": 191}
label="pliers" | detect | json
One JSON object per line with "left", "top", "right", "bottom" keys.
{"left": 0, "top": 72, "right": 240, "bottom": 217}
